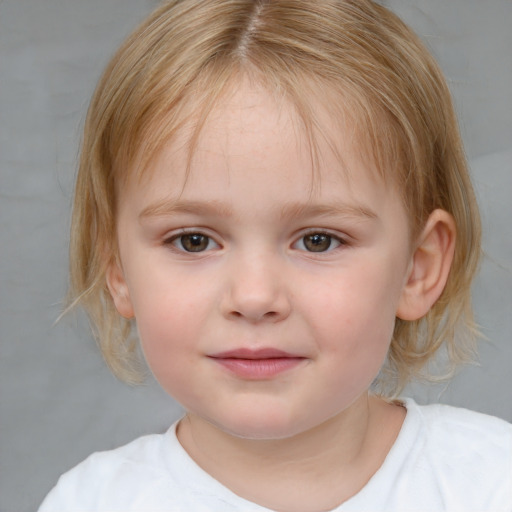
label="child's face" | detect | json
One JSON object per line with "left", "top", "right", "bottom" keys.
{"left": 111, "top": 81, "right": 414, "bottom": 440}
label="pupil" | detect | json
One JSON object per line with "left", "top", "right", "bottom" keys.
{"left": 305, "top": 234, "right": 331, "bottom": 252}
{"left": 182, "top": 234, "right": 208, "bottom": 252}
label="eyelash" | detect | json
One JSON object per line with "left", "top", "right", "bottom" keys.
{"left": 164, "top": 229, "right": 348, "bottom": 255}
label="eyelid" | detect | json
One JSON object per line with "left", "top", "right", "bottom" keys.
{"left": 298, "top": 228, "right": 349, "bottom": 243}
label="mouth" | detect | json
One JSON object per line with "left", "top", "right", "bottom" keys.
{"left": 208, "top": 348, "right": 307, "bottom": 379}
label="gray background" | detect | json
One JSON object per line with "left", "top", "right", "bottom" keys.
{"left": 1, "top": 1, "right": 510, "bottom": 510}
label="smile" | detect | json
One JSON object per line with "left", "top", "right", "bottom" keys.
{"left": 208, "top": 348, "right": 306, "bottom": 379}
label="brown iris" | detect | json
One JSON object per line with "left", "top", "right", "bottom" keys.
{"left": 303, "top": 233, "right": 332, "bottom": 252}
{"left": 180, "top": 234, "right": 210, "bottom": 252}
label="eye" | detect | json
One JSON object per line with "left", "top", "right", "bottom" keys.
{"left": 294, "top": 232, "right": 343, "bottom": 253}
{"left": 167, "top": 232, "right": 219, "bottom": 253}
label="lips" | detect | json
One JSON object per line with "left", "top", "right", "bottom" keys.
{"left": 208, "top": 348, "right": 306, "bottom": 379}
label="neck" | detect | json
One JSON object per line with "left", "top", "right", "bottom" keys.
{"left": 177, "top": 394, "right": 405, "bottom": 512}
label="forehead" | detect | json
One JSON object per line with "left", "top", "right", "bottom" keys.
{"left": 129, "top": 77, "right": 389, "bottom": 203}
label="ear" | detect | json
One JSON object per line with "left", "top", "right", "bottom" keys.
{"left": 396, "top": 209, "right": 456, "bottom": 321}
{"left": 106, "top": 259, "right": 135, "bottom": 319}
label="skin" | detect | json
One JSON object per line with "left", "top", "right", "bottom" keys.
{"left": 107, "top": 80, "right": 455, "bottom": 511}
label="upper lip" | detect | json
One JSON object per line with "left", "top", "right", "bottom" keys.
{"left": 208, "top": 348, "right": 301, "bottom": 360}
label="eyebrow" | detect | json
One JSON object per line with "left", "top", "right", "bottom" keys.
{"left": 139, "top": 199, "right": 233, "bottom": 219}
{"left": 139, "top": 199, "right": 377, "bottom": 221}
{"left": 279, "top": 202, "right": 378, "bottom": 221}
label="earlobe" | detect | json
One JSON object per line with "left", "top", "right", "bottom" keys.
{"left": 396, "top": 209, "right": 456, "bottom": 321}
{"left": 106, "top": 260, "right": 135, "bottom": 319}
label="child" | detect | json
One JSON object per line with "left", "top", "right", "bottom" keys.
{"left": 39, "top": 0, "right": 511, "bottom": 510}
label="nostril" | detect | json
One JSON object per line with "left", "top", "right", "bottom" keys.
{"left": 228, "top": 309, "right": 280, "bottom": 321}
{"left": 222, "top": 286, "right": 292, "bottom": 322}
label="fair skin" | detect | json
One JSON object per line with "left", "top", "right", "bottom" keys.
{"left": 107, "top": 80, "right": 455, "bottom": 511}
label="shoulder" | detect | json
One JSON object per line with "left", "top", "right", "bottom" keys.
{"left": 412, "top": 399, "right": 512, "bottom": 453}
{"left": 403, "top": 399, "right": 512, "bottom": 508}
{"left": 349, "top": 400, "right": 512, "bottom": 510}
{"left": 38, "top": 428, "right": 177, "bottom": 511}
{"left": 39, "top": 421, "right": 267, "bottom": 512}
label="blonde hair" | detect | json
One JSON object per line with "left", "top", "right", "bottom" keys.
{"left": 69, "top": 0, "right": 481, "bottom": 393}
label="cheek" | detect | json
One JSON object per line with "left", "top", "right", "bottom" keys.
{"left": 303, "top": 261, "right": 402, "bottom": 363}
{"left": 136, "top": 307, "right": 201, "bottom": 402}
{"left": 129, "top": 265, "right": 211, "bottom": 335}
{"left": 310, "top": 288, "right": 396, "bottom": 402}
{"left": 130, "top": 282, "right": 204, "bottom": 376}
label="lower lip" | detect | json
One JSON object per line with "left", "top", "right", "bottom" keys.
{"left": 210, "top": 357, "right": 305, "bottom": 379}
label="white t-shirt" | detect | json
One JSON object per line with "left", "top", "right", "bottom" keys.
{"left": 39, "top": 398, "right": 512, "bottom": 511}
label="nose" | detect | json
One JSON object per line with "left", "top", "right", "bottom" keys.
{"left": 221, "top": 251, "right": 291, "bottom": 323}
